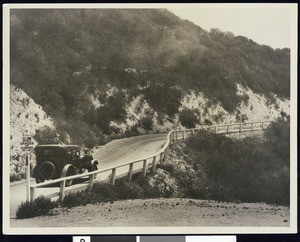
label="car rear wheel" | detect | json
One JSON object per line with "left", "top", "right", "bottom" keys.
{"left": 39, "top": 161, "right": 56, "bottom": 180}
{"left": 35, "top": 175, "right": 45, "bottom": 184}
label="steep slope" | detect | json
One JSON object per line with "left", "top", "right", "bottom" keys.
{"left": 10, "top": 9, "right": 290, "bottom": 148}
{"left": 10, "top": 85, "right": 54, "bottom": 151}
{"left": 10, "top": 85, "right": 55, "bottom": 181}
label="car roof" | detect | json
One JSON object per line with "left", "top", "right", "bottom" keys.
{"left": 35, "top": 144, "right": 81, "bottom": 149}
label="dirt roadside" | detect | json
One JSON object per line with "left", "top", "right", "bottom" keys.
{"left": 11, "top": 198, "right": 289, "bottom": 227}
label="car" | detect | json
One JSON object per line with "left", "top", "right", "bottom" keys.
{"left": 32, "top": 144, "right": 98, "bottom": 186}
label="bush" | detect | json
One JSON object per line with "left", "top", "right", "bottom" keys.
{"left": 63, "top": 183, "right": 121, "bottom": 208}
{"left": 182, "top": 118, "right": 290, "bottom": 205}
{"left": 171, "top": 166, "right": 199, "bottom": 197}
{"left": 10, "top": 171, "right": 26, "bottom": 182}
{"left": 16, "top": 196, "right": 57, "bottom": 219}
{"left": 179, "top": 109, "right": 198, "bottom": 128}
{"left": 62, "top": 191, "right": 91, "bottom": 208}
{"left": 90, "top": 182, "right": 119, "bottom": 202}
{"left": 61, "top": 173, "right": 174, "bottom": 208}
{"left": 114, "top": 180, "right": 144, "bottom": 199}
{"left": 264, "top": 117, "right": 290, "bottom": 162}
{"left": 62, "top": 180, "right": 144, "bottom": 208}
{"left": 130, "top": 173, "right": 160, "bottom": 198}
{"left": 143, "top": 84, "right": 182, "bottom": 117}
{"left": 147, "top": 169, "right": 178, "bottom": 198}
{"left": 33, "top": 127, "right": 60, "bottom": 144}
{"left": 140, "top": 116, "right": 153, "bottom": 131}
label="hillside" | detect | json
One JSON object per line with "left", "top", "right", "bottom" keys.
{"left": 10, "top": 85, "right": 54, "bottom": 181}
{"left": 10, "top": 9, "right": 290, "bottom": 149}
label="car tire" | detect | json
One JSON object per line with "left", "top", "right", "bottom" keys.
{"left": 92, "top": 161, "right": 98, "bottom": 179}
{"left": 66, "top": 167, "right": 75, "bottom": 186}
{"left": 35, "top": 175, "right": 45, "bottom": 184}
{"left": 61, "top": 164, "right": 76, "bottom": 187}
{"left": 39, "top": 161, "right": 56, "bottom": 180}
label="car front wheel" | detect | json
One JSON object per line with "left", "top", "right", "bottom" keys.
{"left": 61, "top": 164, "right": 76, "bottom": 187}
{"left": 66, "top": 167, "right": 75, "bottom": 186}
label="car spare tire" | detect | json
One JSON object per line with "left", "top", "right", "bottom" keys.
{"left": 39, "top": 161, "right": 56, "bottom": 180}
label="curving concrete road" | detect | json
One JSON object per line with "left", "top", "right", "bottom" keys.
{"left": 10, "top": 133, "right": 167, "bottom": 218}
{"left": 95, "top": 133, "right": 167, "bottom": 169}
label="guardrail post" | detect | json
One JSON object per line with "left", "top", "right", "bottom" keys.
{"left": 239, "top": 124, "right": 242, "bottom": 133}
{"left": 59, "top": 180, "right": 66, "bottom": 202}
{"left": 227, "top": 125, "right": 229, "bottom": 134}
{"left": 30, "top": 187, "right": 36, "bottom": 202}
{"left": 142, "top": 159, "right": 147, "bottom": 176}
{"left": 152, "top": 156, "right": 157, "bottom": 174}
{"left": 164, "top": 147, "right": 169, "bottom": 162}
{"left": 26, "top": 154, "right": 30, "bottom": 201}
{"left": 251, "top": 122, "right": 253, "bottom": 132}
{"left": 88, "top": 174, "right": 94, "bottom": 191}
{"left": 128, "top": 163, "right": 134, "bottom": 181}
{"left": 182, "top": 131, "right": 185, "bottom": 140}
{"left": 215, "top": 126, "right": 217, "bottom": 133}
{"left": 111, "top": 168, "right": 116, "bottom": 185}
{"left": 160, "top": 152, "right": 164, "bottom": 165}
{"left": 261, "top": 121, "right": 264, "bottom": 130}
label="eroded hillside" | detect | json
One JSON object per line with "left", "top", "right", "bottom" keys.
{"left": 10, "top": 85, "right": 54, "bottom": 181}
{"left": 10, "top": 9, "right": 290, "bottom": 149}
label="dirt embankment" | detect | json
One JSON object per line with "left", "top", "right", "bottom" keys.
{"left": 11, "top": 198, "right": 289, "bottom": 227}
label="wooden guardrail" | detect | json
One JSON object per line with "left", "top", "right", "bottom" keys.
{"left": 29, "top": 120, "right": 272, "bottom": 202}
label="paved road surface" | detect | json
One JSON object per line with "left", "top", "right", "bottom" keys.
{"left": 10, "top": 133, "right": 167, "bottom": 218}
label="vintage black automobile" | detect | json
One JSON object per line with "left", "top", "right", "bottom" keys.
{"left": 32, "top": 145, "right": 98, "bottom": 186}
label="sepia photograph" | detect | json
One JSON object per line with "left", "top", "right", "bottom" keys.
{"left": 2, "top": 3, "right": 297, "bottom": 234}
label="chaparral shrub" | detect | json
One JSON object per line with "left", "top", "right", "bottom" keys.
{"left": 16, "top": 196, "right": 57, "bottom": 219}
{"left": 179, "top": 109, "right": 199, "bottom": 128}
{"left": 183, "top": 117, "right": 290, "bottom": 205}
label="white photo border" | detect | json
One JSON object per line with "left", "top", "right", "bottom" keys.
{"left": 2, "top": 3, "right": 298, "bottom": 235}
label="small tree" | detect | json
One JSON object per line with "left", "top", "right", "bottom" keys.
{"left": 179, "top": 109, "right": 199, "bottom": 128}
{"left": 140, "top": 116, "right": 153, "bottom": 131}
{"left": 34, "top": 127, "right": 60, "bottom": 144}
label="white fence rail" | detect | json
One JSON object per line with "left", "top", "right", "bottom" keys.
{"left": 29, "top": 120, "right": 272, "bottom": 202}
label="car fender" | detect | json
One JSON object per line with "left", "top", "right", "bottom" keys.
{"left": 92, "top": 160, "right": 99, "bottom": 170}
{"left": 32, "top": 166, "right": 38, "bottom": 178}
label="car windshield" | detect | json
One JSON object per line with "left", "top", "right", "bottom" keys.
{"left": 66, "top": 148, "right": 78, "bottom": 157}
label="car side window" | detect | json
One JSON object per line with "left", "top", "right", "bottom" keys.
{"left": 71, "top": 149, "right": 77, "bottom": 156}
{"left": 69, "top": 149, "right": 77, "bottom": 161}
